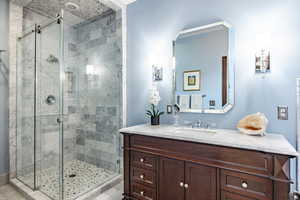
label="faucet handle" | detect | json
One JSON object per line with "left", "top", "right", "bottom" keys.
{"left": 192, "top": 120, "right": 202, "bottom": 128}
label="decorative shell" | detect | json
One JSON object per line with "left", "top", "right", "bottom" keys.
{"left": 237, "top": 112, "right": 268, "bottom": 136}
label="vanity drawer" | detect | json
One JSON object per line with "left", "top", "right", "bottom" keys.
{"left": 131, "top": 182, "right": 156, "bottom": 200}
{"left": 130, "top": 135, "right": 273, "bottom": 176}
{"left": 131, "top": 151, "right": 157, "bottom": 170}
{"left": 132, "top": 167, "right": 156, "bottom": 187}
{"left": 221, "top": 191, "right": 259, "bottom": 200}
{"left": 221, "top": 169, "right": 272, "bottom": 200}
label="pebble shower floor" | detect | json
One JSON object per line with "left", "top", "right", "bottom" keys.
{"left": 18, "top": 160, "right": 117, "bottom": 200}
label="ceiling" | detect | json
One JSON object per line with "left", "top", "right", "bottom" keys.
{"left": 10, "top": 0, "right": 136, "bottom": 20}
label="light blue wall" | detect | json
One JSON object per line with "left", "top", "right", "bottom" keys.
{"left": 175, "top": 30, "right": 228, "bottom": 109}
{"left": 0, "top": 0, "right": 9, "bottom": 175}
{"left": 127, "top": 0, "right": 300, "bottom": 188}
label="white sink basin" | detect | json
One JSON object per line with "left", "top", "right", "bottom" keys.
{"left": 174, "top": 127, "right": 217, "bottom": 134}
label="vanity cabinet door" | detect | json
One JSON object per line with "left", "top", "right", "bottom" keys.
{"left": 158, "top": 158, "right": 185, "bottom": 200}
{"left": 185, "top": 162, "right": 217, "bottom": 200}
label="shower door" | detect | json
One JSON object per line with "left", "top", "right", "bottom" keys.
{"left": 36, "top": 18, "right": 64, "bottom": 200}
{"left": 16, "top": 17, "right": 64, "bottom": 200}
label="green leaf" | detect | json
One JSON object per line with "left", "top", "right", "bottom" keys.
{"left": 158, "top": 111, "right": 165, "bottom": 116}
{"left": 146, "top": 110, "right": 153, "bottom": 116}
{"left": 151, "top": 104, "right": 155, "bottom": 113}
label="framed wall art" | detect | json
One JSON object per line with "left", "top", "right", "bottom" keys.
{"left": 183, "top": 70, "right": 201, "bottom": 91}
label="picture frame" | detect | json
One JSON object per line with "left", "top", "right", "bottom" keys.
{"left": 183, "top": 70, "right": 201, "bottom": 91}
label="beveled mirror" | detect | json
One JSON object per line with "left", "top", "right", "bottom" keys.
{"left": 173, "top": 21, "right": 235, "bottom": 114}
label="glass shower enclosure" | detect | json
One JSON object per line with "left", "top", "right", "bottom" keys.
{"left": 16, "top": 2, "right": 122, "bottom": 199}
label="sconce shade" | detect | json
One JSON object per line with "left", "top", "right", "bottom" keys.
{"left": 255, "top": 49, "right": 270, "bottom": 73}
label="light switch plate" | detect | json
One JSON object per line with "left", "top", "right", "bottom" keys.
{"left": 277, "top": 106, "right": 288, "bottom": 120}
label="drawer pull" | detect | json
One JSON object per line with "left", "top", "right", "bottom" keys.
{"left": 140, "top": 191, "right": 144, "bottom": 196}
{"left": 140, "top": 174, "right": 144, "bottom": 179}
{"left": 179, "top": 182, "right": 184, "bottom": 187}
{"left": 184, "top": 184, "right": 189, "bottom": 189}
{"left": 140, "top": 158, "right": 144, "bottom": 163}
{"left": 241, "top": 181, "right": 248, "bottom": 189}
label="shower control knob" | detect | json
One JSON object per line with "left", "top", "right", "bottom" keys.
{"left": 46, "top": 95, "right": 56, "bottom": 105}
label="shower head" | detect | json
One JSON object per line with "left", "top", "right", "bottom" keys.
{"left": 46, "top": 54, "right": 59, "bottom": 64}
{"left": 65, "top": 2, "right": 80, "bottom": 11}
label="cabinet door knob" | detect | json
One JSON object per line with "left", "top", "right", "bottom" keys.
{"left": 179, "top": 182, "right": 184, "bottom": 187}
{"left": 140, "top": 158, "right": 144, "bottom": 163}
{"left": 140, "top": 174, "right": 144, "bottom": 179}
{"left": 140, "top": 191, "right": 144, "bottom": 196}
{"left": 184, "top": 184, "right": 189, "bottom": 188}
{"left": 241, "top": 181, "right": 248, "bottom": 189}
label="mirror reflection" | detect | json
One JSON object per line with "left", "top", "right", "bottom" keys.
{"left": 174, "top": 22, "right": 234, "bottom": 113}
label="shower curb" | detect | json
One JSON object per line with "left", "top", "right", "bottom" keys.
{"left": 10, "top": 178, "right": 52, "bottom": 200}
{"left": 10, "top": 175, "right": 122, "bottom": 200}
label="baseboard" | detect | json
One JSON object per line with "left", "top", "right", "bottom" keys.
{"left": 0, "top": 173, "right": 9, "bottom": 186}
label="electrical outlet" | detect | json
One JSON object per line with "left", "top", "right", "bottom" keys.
{"left": 166, "top": 105, "right": 173, "bottom": 114}
{"left": 277, "top": 106, "right": 288, "bottom": 120}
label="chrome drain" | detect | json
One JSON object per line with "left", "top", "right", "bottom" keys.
{"left": 68, "top": 174, "right": 76, "bottom": 178}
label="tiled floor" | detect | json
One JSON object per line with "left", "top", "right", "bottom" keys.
{"left": 0, "top": 184, "right": 27, "bottom": 200}
{"left": 0, "top": 182, "right": 122, "bottom": 200}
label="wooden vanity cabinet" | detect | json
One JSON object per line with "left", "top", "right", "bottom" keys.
{"left": 121, "top": 133, "right": 294, "bottom": 200}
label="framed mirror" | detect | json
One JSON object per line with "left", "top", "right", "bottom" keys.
{"left": 173, "top": 21, "right": 235, "bottom": 114}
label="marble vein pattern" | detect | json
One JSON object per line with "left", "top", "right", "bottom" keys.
{"left": 120, "top": 124, "right": 299, "bottom": 157}
{"left": 9, "top": 2, "right": 23, "bottom": 179}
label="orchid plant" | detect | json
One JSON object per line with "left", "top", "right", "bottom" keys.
{"left": 146, "top": 84, "right": 164, "bottom": 119}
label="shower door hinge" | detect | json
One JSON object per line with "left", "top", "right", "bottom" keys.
{"left": 56, "top": 14, "right": 62, "bottom": 24}
{"left": 36, "top": 25, "right": 41, "bottom": 34}
{"left": 57, "top": 117, "right": 63, "bottom": 124}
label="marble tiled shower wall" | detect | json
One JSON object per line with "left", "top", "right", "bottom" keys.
{"left": 70, "top": 10, "right": 123, "bottom": 172}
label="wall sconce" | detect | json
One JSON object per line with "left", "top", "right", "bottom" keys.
{"left": 255, "top": 49, "right": 270, "bottom": 73}
{"left": 152, "top": 65, "right": 163, "bottom": 81}
{"left": 255, "top": 34, "right": 270, "bottom": 73}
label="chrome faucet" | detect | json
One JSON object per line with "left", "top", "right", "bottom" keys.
{"left": 173, "top": 104, "right": 180, "bottom": 126}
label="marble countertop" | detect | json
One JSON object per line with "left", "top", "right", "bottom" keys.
{"left": 119, "top": 124, "right": 298, "bottom": 157}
